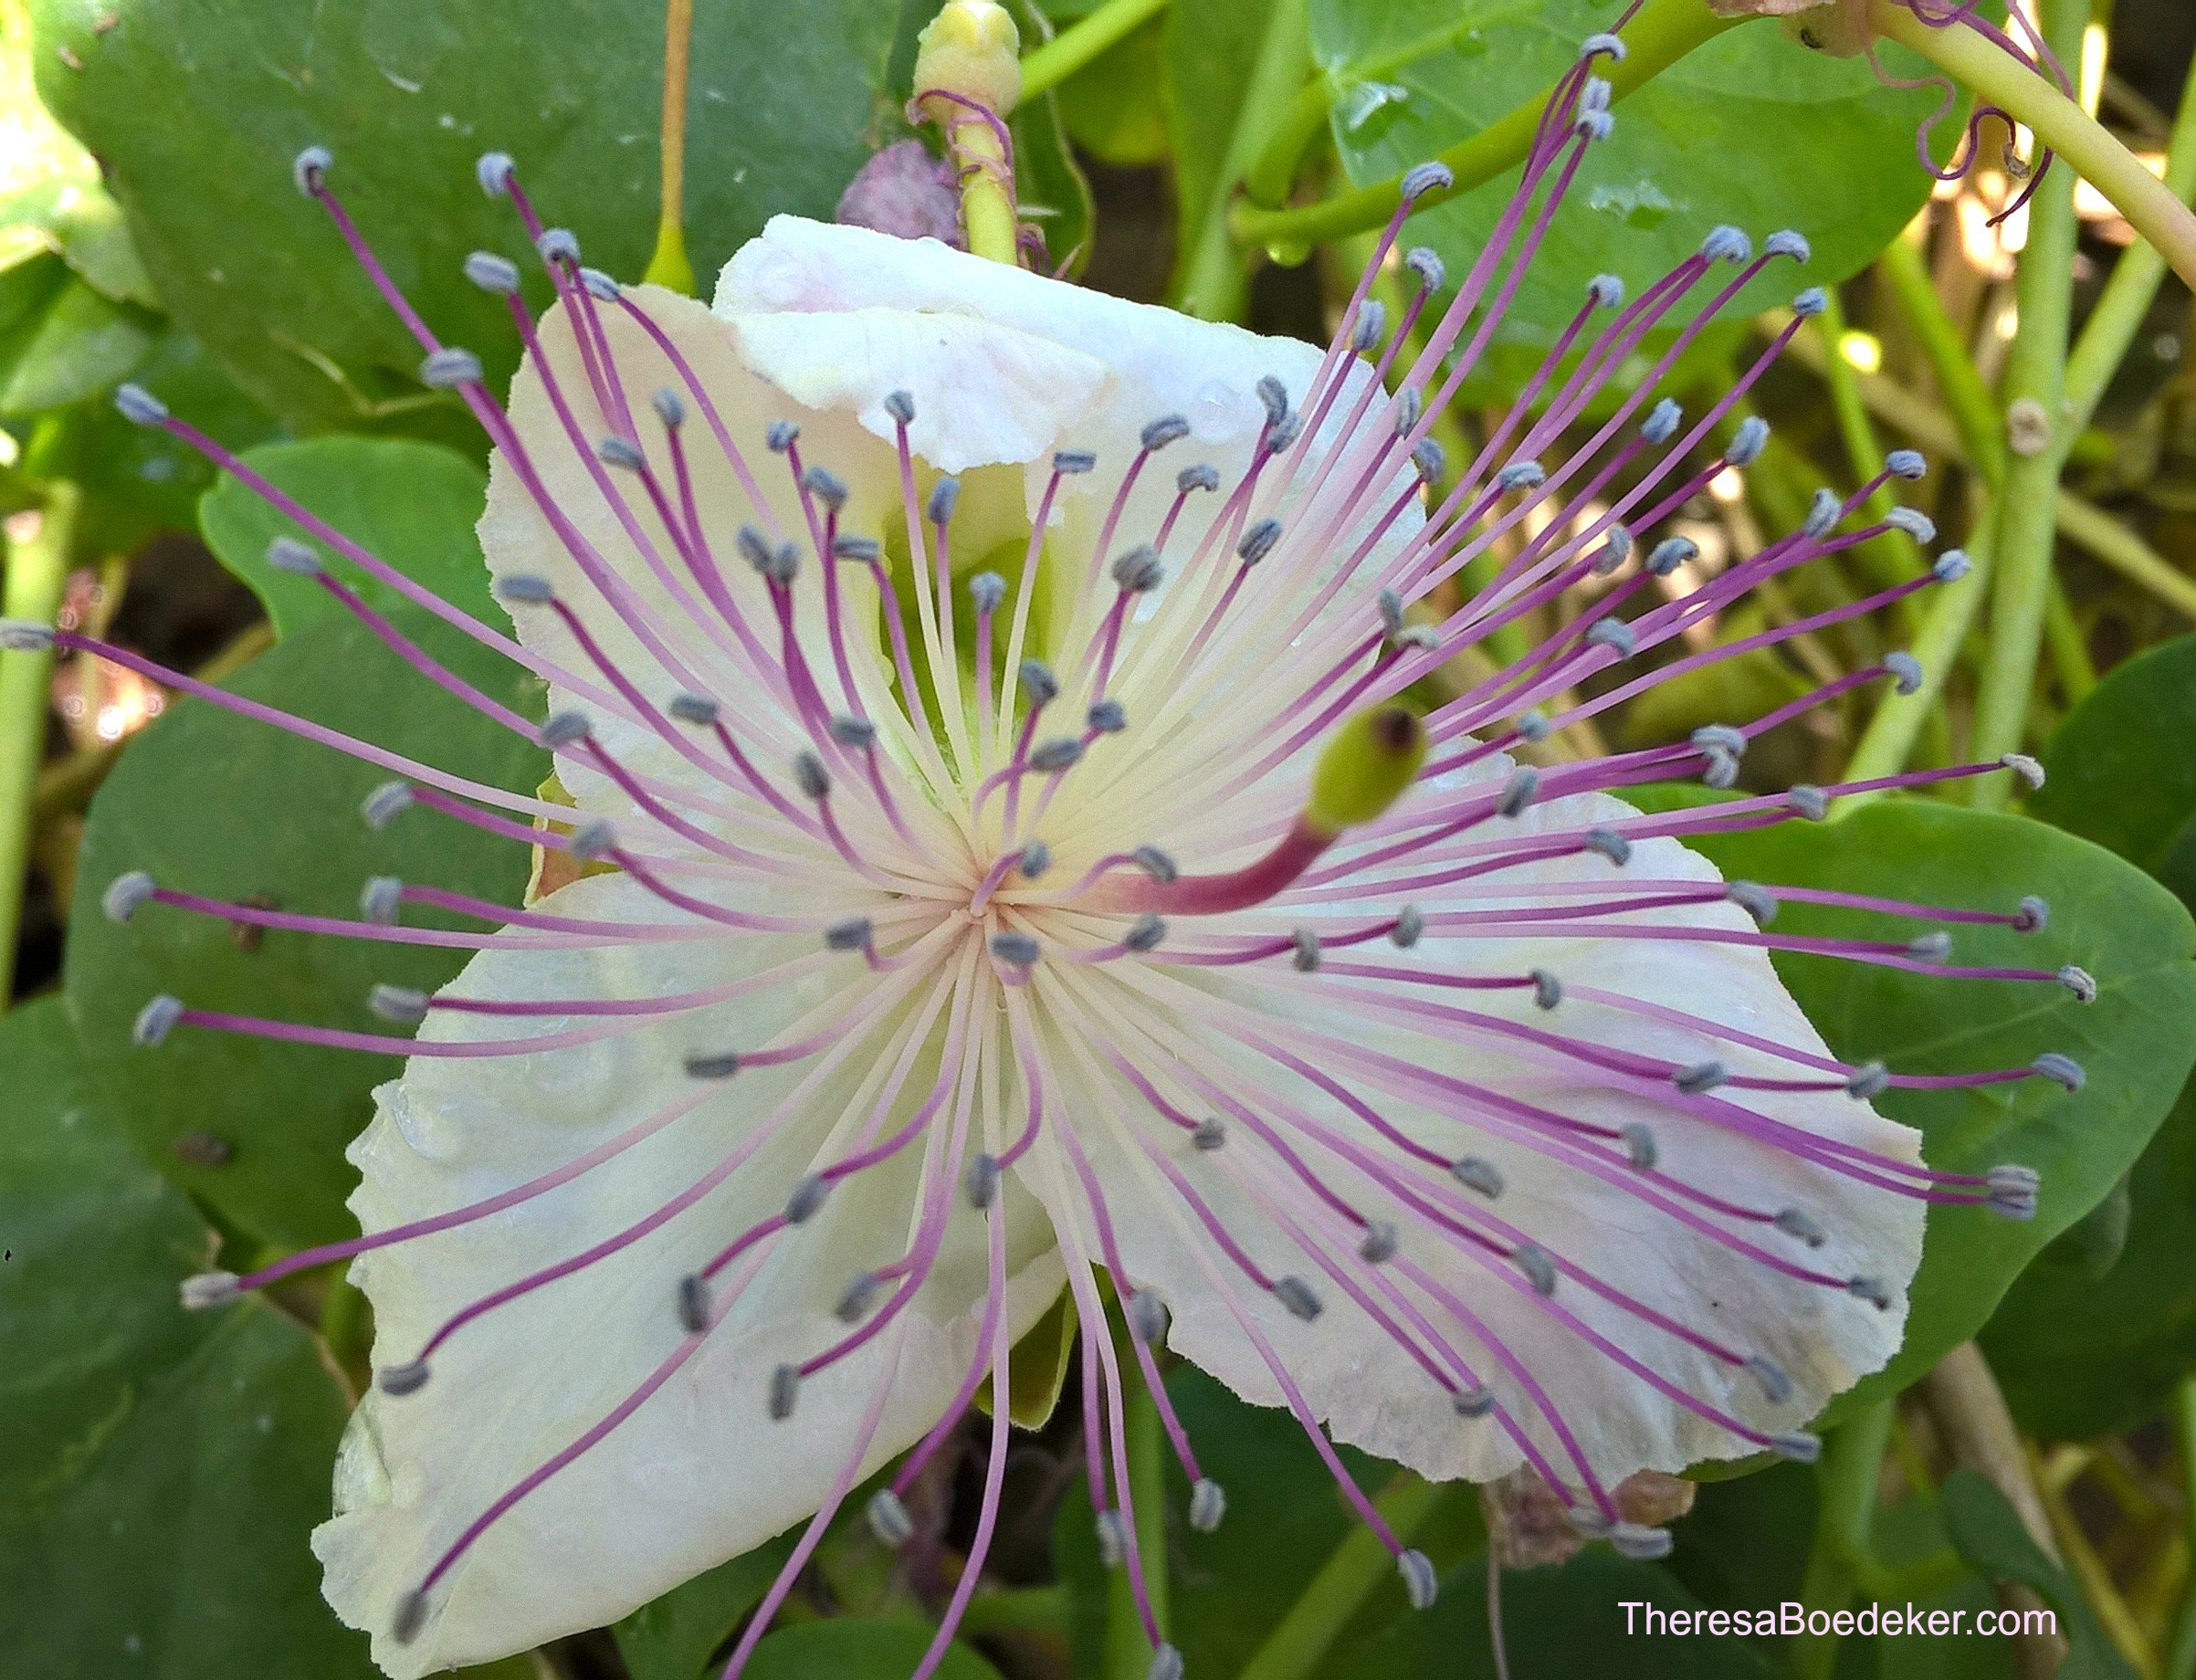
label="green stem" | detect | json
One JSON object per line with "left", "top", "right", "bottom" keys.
{"left": 1244, "top": 79, "right": 1335, "bottom": 208}
{"left": 1104, "top": 1385, "right": 1170, "bottom": 1680}
{"left": 1228, "top": 0, "right": 1735, "bottom": 254}
{"left": 1966, "top": 0, "right": 2087, "bottom": 800}
{"left": 1846, "top": 527, "right": 1995, "bottom": 786}
{"left": 1234, "top": 1475, "right": 1448, "bottom": 1680}
{"left": 1171, "top": 0, "right": 1309, "bottom": 320}
{"left": 1018, "top": 0, "right": 1171, "bottom": 100}
{"left": 2060, "top": 42, "right": 2196, "bottom": 436}
{"left": 1791, "top": 1400, "right": 1896, "bottom": 1680}
{"left": 0, "top": 477, "right": 78, "bottom": 1007}
{"left": 2168, "top": 1378, "right": 2196, "bottom": 1680}
{"left": 642, "top": 0, "right": 698, "bottom": 295}
{"left": 1871, "top": 0, "right": 2196, "bottom": 290}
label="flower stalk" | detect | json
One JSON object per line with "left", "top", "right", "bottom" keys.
{"left": 642, "top": 0, "right": 698, "bottom": 296}
{"left": 915, "top": 0, "right": 1025, "bottom": 266}
{"left": 0, "top": 471, "right": 78, "bottom": 1008}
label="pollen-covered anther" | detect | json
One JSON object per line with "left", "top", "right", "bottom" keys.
{"left": 867, "top": 1488, "right": 915, "bottom": 1549}
{"left": 1272, "top": 1275, "right": 1324, "bottom": 1321}
{"left": 1020, "top": 658, "right": 1060, "bottom": 709}
{"left": 361, "top": 875, "right": 404, "bottom": 926}
{"left": 968, "top": 571, "right": 1006, "bottom": 614}
{"left": 683, "top": 1051, "right": 741, "bottom": 1079}
{"left": 1584, "top": 618, "right": 1635, "bottom": 657}
{"left": 291, "top": 144, "right": 332, "bottom": 195}
{"left": 667, "top": 693, "right": 720, "bottom": 727}
{"left": 835, "top": 1272, "right": 881, "bottom": 1324}
{"left": 1235, "top": 520, "right": 1283, "bottom": 566}
{"left": 1514, "top": 1243, "right": 1559, "bottom": 1296}
{"left": 1727, "top": 881, "right": 1778, "bottom": 927}
{"left": 884, "top": 389, "right": 916, "bottom": 425}
{"left": 2033, "top": 1052, "right": 2085, "bottom": 1092}
{"left": 369, "top": 984, "right": 430, "bottom": 1026}
{"left": 2000, "top": 753, "right": 2046, "bottom": 790}
{"left": 1771, "top": 1433, "right": 1823, "bottom": 1465}
{"left": 1189, "top": 1478, "right": 1227, "bottom": 1533}
{"left": 1907, "top": 931, "right": 1952, "bottom": 961}
{"left": 475, "top": 151, "right": 516, "bottom": 196}
{"left": 1619, "top": 1123, "right": 1658, "bottom": 1171}
{"left": 1359, "top": 1220, "right": 1400, "bottom": 1263}
{"left": 2014, "top": 895, "right": 2050, "bottom": 933}
{"left": 1126, "top": 1289, "right": 1170, "bottom": 1346}
{"left": 538, "top": 710, "right": 591, "bottom": 749}
{"left": 492, "top": 572, "right": 556, "bottom": 606}
{"left": 768, "top": 1363, "right": 801, "bottom": 1422}
{"left": 179, "top": 1269, "right": 241, "bottom": 1309}
{"left": 793, "top": 751, "right": 832, "bottom": 801}
{"left": 1530, "top": 968, "right": 1562, "bottom": 1010}
{"left": 1352, "top": 299, "right": 1388, "bottom": 352}
{"left": 1290, "top": 929, "right": 1322, "bottom": 972}
{"left": 0, "top": 617, "right": 57, "bottom": 651}
{"left": 1140, "top": 413, "right": 1191, "bottom": 451}
{"left": 828, "top": 714, "right": 877, "bottom": 750}
{"left": 677, "top": 1274, "right": 710, "bottom": 1335}
{"left": 134, "top": 993, "right": 184, "bottom": 1047}
{"left": 1745, "top": 1355, "right": 1794, "bottom": 1405}
{"left": 1642, "top": 399, "right": 1683, "bottom": 446}
{"left": 1494, "top": 766, "right": 1538, "bottom": 819}
{"left": 1411, "top": 437, "right": 1445, "bottom": 483}
{"left": 1019, "top": 840, "right": 1053, "bottom": 879}
{"left": 1933, "top": 550, "right": 1972, "bottom": 583}
{"left": 783, "top": 1174, "right": 830, "bottom": 1226}
{"left": 102, "top": 870, "right": 156, "bottom": 923}
{"left": 1792, "top": 287, "right": 1830, "bottom": 319}
{"left": 535, "top": 227, "right": 581, "bottom": 268}
{"left": 1886, "top": 507, "right": 1936, "bottom": 543}
{"left": 1053, "top": 448, "right": 1096, "bottom": 475}
{"left": 1609, "top": 1524, "right": 1674, "bottom": 1561}
{"left": 1585, "top": 826, "right": 1632, "bottom": 866}
{"left": 1886, "top": 448, "right": 1928, "bottom": 480}
{"left": 1451, "top": 1156, "right": 1504, "bottom": 1200}
{"left": 1125, "top": 914, "right": 1167, "bottom": 952}
{"left": 1087, "top": 699, "right": 1128, "bottom": 734}
{"left": 1787, "top": 784, "right": 1830, "bottom": 821}
{"left": 1844, "top": 1061, "right": 1890, "bottom": 1099}
{"left": 1130, "top": 845, "right": 1177, "bottom": 885}
{"left": 266, "top": 535, "right": 321, "bottom": 576}
{"left": 1847, "top": 1276, "right": 1895, "bottom": 1311}
{"left": 965, "top": 1151, "right": 1002, "bottom": 1210}
{"left": 1803, "top": 489, "right": 1843, "bottom": 539}
{"left": 1399, "top": 1549, "right": 1438, "bottom": 1611}
{"left": 1192, "top": 1118, "right": 1225, "bottom": 1151}
{"left": 1775, "top": 1207, "right": 1828, "bottom": 1248}
{"left": 1497, "top": 459, "right": 1545, "bottom": 492}
{"left": 379, "top": 1359, "right": 431, "bottom": 1397}
{"left": 1675, "top": 1059, "right": 1728, "bottom": 1095}
{"left": 1452, "top": 1383, "right": 1497, "bottom": 1418}
{"left": 1111, "top": 546, "right": 1164, "bottom": 593}
{"left": 925, "top": 475, "right": 960, "bottom": 525}
{"left": 111, "top": 383, "right": 167, "bottom": 426}
{"left": 1885, "top": 652, "right": 1925, "bottom": 695}
{"left": 391, "top": 1589, "right": 430, "bottom": 1646}
{"left": 1646, "top": 536, "right": 1697, "bottom": 577}
{"left": 1177, "top": 463, "right": 1220, "bottom": 494}
{"left": 1765, "top": 228, "right": 1811, "bottom": 262}
{"left": 1402, "top": 247, "right": 1445, "bottom": 293}
{"left": 1391, "top": 905, "right": 1424, "bottom": 949}
{"left": 420, "top": 347, "right": 483, "bottom": 390}
{"left": 1400, "top": 161, "right": 1454, "bottom": 201}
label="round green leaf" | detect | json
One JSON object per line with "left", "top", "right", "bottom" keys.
{"left": 198, "top": 436, "right": 500, "bottom": 640}
{"left": 0, "top": 999, "right": 376, "bottom": 1676}
{"left": 65, "top": 608, "right": 545, "bottom": 1249}
{"left": 28, "top": 0, "right": 902, "bottom": 434}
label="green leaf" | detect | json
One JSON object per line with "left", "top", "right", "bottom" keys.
{"left": 1671, "top": 800, "right": 2196, "bottom": 1422}
{"left": 198, "top": 436, "right": 501, "bottom": 640}
{"left": 65, "top": 607, "right": 546, "bottom": 1249}
{"left": 1308, "top": 0, "right": 1944, "bottom": 366}
{"left": 0, "top": 999, "right": 377, "bottom": 1676}
{"left": 0, "top": 263, "right": 156, "bottom": 414}
{"left": 29, "top": 0, "right": 902, "bottom": 435}
{"left": 1939, "top": 1470, "right": 2137, "bottom": 1680}
{"left": 1161, "top": 0, "right": 1283, "bottom": 287}
{"left": 614, "top": 1532, "right": 798, "bottom": 1680}
{"left": 1056, "top": 16, "right": 1169, "bottom": 167}
{"left": 741, "top": 1619, "right": 1003, "bottom": 1680}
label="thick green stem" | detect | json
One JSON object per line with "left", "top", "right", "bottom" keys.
{"left": 1244, "top": 79, "right": 1334, "bottom": 208}
{"left": 1812, "top": 289, "right": 1928, "bottom": 618}
{"left": 1171, "top": 0, "right": 1309, "bottom": 320}
{"left": 1966, "top": 0, "right": 2087, "bottom": 799}
{"left": 2168, "top": 1378, "right": 2196, "bottom": 1680}
{"left": 1104, "top": 1385, "right": 1171, "bottom": 1680}
{"left": 1233, "top": 1475, "right": 1448, "bottom": 1680}
{"left": 1018, "top": 0, "right": 1170, "bottom": 100}
{"left": 1847, "top": 526, "right": 1996, "bottom": 785}
{"left": 1871, "top": 0, "right": 2196, "bottom": 290}
{"left": 1791, "top": 1400, "right": 1896, "bottom": 1680}
{"left": 0, "top": 478, "right": 76, "bottom": 1007}
{"left": 1227, "top": 0, "right": 1735, "bottom": 254}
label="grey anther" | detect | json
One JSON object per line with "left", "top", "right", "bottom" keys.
{"left": 1190, "top": 1478, "right": 1227, "bottom": 1532}
{"left": 1727, "top": 416, "right": 1770, "bottom": 467}
{"left": 535, "top": 227, "right": 581, "bottom": 267}
{"left": 1587, "top": 272, "right": 1625, "bottom": 309}
{"left": 1530, "top": 968, "right": 1562, "bottom": 1010}
{"left": 1379, "top": 590, "right": 1409, "bottom": 636}
{"left": 1052, "top": 448, "right": 1096, "bottom": 475}
{"left": 651, "top": 387, "right": 686, "bottom": 428}
{"left": 1452, "top": 1383, "right": 1497, "bottom": 1418}
{"left": 1642, "top": 399, "right": 1683, "bottom": 445}
{"left": 1584, "top": 827, "right": 1632, "bottom": 866}
{"left": 1792, "top": 287, "right": 1830, "bottom": 318}
{"left": 134, "top": 994, "right": 184, "bottom": 1046}
{"left": 2033, "top": 1052, "right": 2085, "bottom": 1092}
{"left": 1886, "top": 506, "right": 1936, "bottom": 542}
{"left": 828, "top": 713, "right": 877, "bottom": 750}
{"left": 420, "top": 347, "right": 483, "bottom": 390}
{"left": 1514, "top": 709, "right": 1551, "bottom": 743}
{"left": 965, "top": 1151, "right": 1002, "bottom": 1210}
{"left": 1584, "top": 618, "right": 1636, "bottom": 656}
{"left": 1886, "top": 448, "right": 1928, "bottom": 479}
{"left": 1290, "top": 929, "right": 1321, "bottom": 971}
{"left": 361, "top": 876, "right": 404, "bottom": 926}
{"left": 1700, "top": 748, "right": 1739, "bottom": 791}
{"left": 291, "top": 144, "right": 331, "bottom": 194}
{"left": 475, "top": 151, "right": 516, "bottom": 196}
{"left": 768, "top": 1363, "right": 800, "bottom": 1421}
{"left": 1647, "top": 536, "right": 1697, "bottom": 577}
{"left": 1391, "top": 906, "right": 1424, "bottom": 949}
{"left": 379, "top": 1359, "right": 431, "bottom": 1397}
{"left": 1692, "top": 724, "right": 1748, "bottom": 759}
{"left": 793, "top": 751, "right": 831, "bottom": 801}
{"left": 1844, "top": 1061, "right": 1890, "bottom": 1099}
{"left": 1675, "top": 1060, "right": 1728, "bottom": 1095}
{"left": 1029, "top": 737, "right": 1085, "bottom": 774}
{"left": 1148, "top": 1633, "right": 1184, "bottom": 1680}
{"left": 1727, "top": 881, "right": 1779, "bottom": 926}
{"left": 1088, "top": 698, "right": 1128, "bottom": 733}
{"left": 1273, "top": 1276, "right": 1324, "bottom": 1321}
{"left": 0, "top": 617, "right": 57, "bottom": 650}
{"left": 1514, "top": 1243, "right": 1559, "bottom": 1296}
{"left": 1192, "top": 1118, "right": 1226, "bottom": 1151}
{"left": 1765, "top": 228, "right": 1812, "bottom": 261}
{"left": 1020, "top": 658, "right": 1060, "bottom": 708}
{"left": 989, "top": 930, "right": 1040, "bottom": 967}
{"left": 1619, "top": 1123, "right": 1658, "bottom": 1171}
{"left": 1256, "top": 374, "right": 1290, "bottom": 424}
{"left": 867, "top": 1488, "right": 914, "bottom": 1548}
{"left": 576, "top": 266, "right": 620, "bottom": 301}
{"left": 266, "top": 536, "right": 321, "bottom": 575}
{"left": 1847, "top": 1276, "right": 1894, "bottom": 1311}
{"left": 1412, "top": 437, "right": 1445, "bottom": 483}
{"left": 1592, "top": 525, "right": 1634, "bottom": 574}
{"left": 1132, "top": 845, "right": 1177, "bottom": 884}
{"left": 2001, "top": 752, "right": 2046, "bottom": 790}
{"left": 737, "top": 528, "right": 773, "bottom": 569}
{"left": 1906, "top": 931, "right": 1952, "bottom": 961}
{"left": 1786, "top": 784, "right": 1829, "bottom": 821}
{"left": 884, "top": 389, "right": 916, "bottom": 425}
{"left": 684, "top": 1051, "right": 741, "bottom": 1078}
{"left": 825, "top": 917, "right": 874, "bottom": 952}
{"left": 112, "top": 383, "right": 167, "bottom": 425}
{"left": 493, "top": 572, "right": 556, "bottom": 605}
{"left": 1496, "top": 766, "right": 1539, "bottom": 818}
{"left": 784, "top": 1174, "right": 830, "bottom": 1224}
{"left": 1451, "top": 1156, "right": 1504, "bottom": 1200}
{"left": 1019, "top": 840, "right": 1052, "bottom": 879}
{"left": 1567, "top": 1506, "right": 1614, "bottom": 1538}
{"left": 1771, "top": 1432, "right": 1823, "bottom": 1465}
{"left": 1392, "top": 387, "right": 1423, "bottom": 433}
{"left": 969, "top": 571, "right": 1006, "bottom": 614}
{"left": 103, "top": 870, "right": 156, "bottom": 923}
{"left": 1581, "top": 76, "right": 1613, "bottom": 114}
{"left": 2015, "top": 894, "right": 2050, "bottom": 932}
{"left": 392, "top": 1589, "right": 430, "bottom": 1645}
{"left": 1140, "top": 414, "right": 1192, "bottom": 451}
{"left": 1235, "top": 519, "right": 1283, "bottom": 565}
{"left": 765, "top": 420, "right": 799, "bottom": 453}
{"left": 567, "top": 821, "right": 615, "bottom": 861}
{"left": 1178, "top": 463, "right": 1220, "bottom": 494}
{"left": 179, "top": 1269, "right": 240, "bottom": 1308}
{"left": 1774, "top": 1207, "right": 1827, "bottom": 1247}
{"left": 925, "top": 475, "right": 960, "bottom": 525}
{"left": 835, "top": 1272, "right": 880, "bottom": 1324}
{"left": 805, "top": 467, "right": 850, "bottom": 512}
{"left": 1803, "top": 488, "right": 1843, "bottom": 539}
{"left": 1096, "top": 1510, "right": 1127, "bottom": 1569}
{"left": 1359, "top": 1221, "right": 1399, "bottom": 1263}
{"left": 1126, "top": 1289, "right": 1169, "bottom": 1346}
{"left": 1933, "top": 549, "right": 1972, "bottom": 582}
{"left": 1400, "top": 161, "right": 1455, "bottom": 200}
{"left": 1701, "top": 225, "right": 1750, "bottom": 264}
{"left": 1403, "top": 246, "right": 1445, "bottom": 292}
{"left": 668, "top": 693, "right": 720, "bottom": 726}
{"left": 1122, "top": 913, "right": 1166, "bottom": 953}
{"left": 1609, "top": 1524, "right": 1674, "bottom": 1560}
{"left": 537, "top": 711, "right": 591, "bottom": 749}
{"left": 1352, "top": 299, "right": 1388, "bottom": 352}
{"left": 831, "top": 534, "right": 882, "bottom": 563}
{"left": 1398, "top": 1549, "right": 1438, "bottom": 1612}
{"left": 1746, "top": 1355, "right": 1794, "bottom": 1405}
{"left": 369, "top": 984, "right": 429, "bottom": 1025}
{"left": 1112, "top": 546, "right": 1165, "bottom": 592}
{"left": 1885, "top": 651, "right": 1924, "bottom": 694}
{"left": 1497, "top": 460, "right": 1545, "bottom": 492}
{"left": 678, "top": 1275, "right": 710, "bottom": 1335}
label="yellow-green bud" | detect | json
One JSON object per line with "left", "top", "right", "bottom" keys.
{"left": 1306, "top": 705, "right": 1426, "bottom": 836}
{"left": 913, "top": 1, "right": 1022, "bottom": 121}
